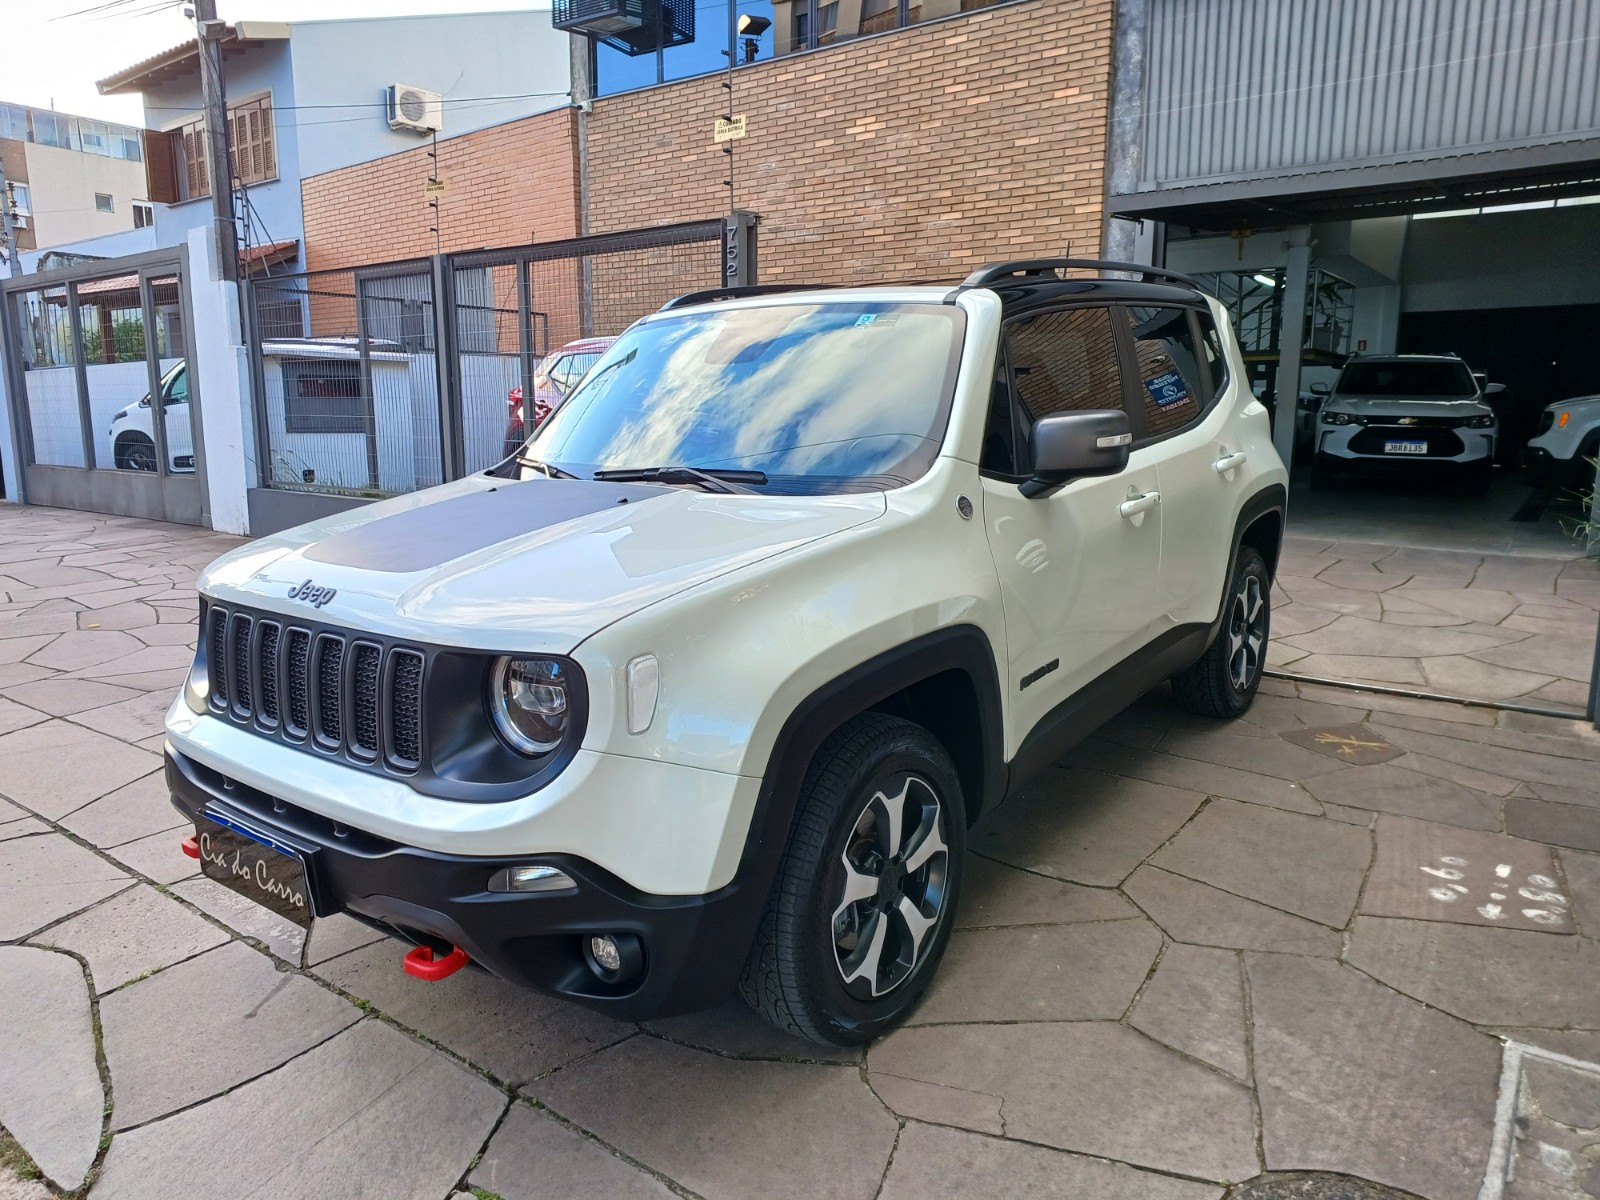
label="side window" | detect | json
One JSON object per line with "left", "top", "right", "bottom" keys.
{"left": 1004, "top": 305, "right": 1126, "bottom": 450}
{"left": 1124, "top": 306, "right": 1207, "bottom": 440}
{"left": 165, "top": 366, "right": 189, "bottom": 405}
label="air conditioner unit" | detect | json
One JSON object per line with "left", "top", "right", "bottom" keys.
{"left": 11, "top": 214, "right": 27, "bottom": 230}
{"left": 387, "top": 84, "right": 443, "bottom": 134}
{"left": 552, "top": 0, "right": 694, "bottom": 54}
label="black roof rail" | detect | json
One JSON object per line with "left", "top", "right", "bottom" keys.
{"left": 658, "top": 283, "right": 838, "bottom": 311}
{"left": 959, "top": 258, "right": 1202, "bottom": 290}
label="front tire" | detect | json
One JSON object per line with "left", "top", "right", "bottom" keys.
{"left": 1172, "top": 546, "right": 1271, "bottom": 719}
{"left": 740, "top": 713, "right": 965, "bottom": 1046}
{"left": 115, "top": 435, "right": 157, "bottom": 472}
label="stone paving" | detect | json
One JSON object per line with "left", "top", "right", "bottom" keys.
{"left": 1, "top": 503, "right": 1600, "bottom": 1200}
{"left": 1272, "top": 534, "right": 1600, "bottom": 710}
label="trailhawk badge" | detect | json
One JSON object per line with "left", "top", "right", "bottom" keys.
{"left": 287, "top": 579, "right": 338, "bottom": 608}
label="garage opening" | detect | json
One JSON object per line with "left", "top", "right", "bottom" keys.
{"left": 1114, "top": 192, "right": 1600, "bottom": 713}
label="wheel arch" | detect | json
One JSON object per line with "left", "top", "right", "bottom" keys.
{"left": 1231, "top": 483, "right": 1286, "bottom": 582}
{"left": 745, "top": 626, "right": 1006, "bottom": 880}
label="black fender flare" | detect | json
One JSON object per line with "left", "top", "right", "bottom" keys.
{"left": 727, "top": 625, "right": 1005, "bottom": 925}
{"left": 1209, "top": 483, "right": 1287, "bottom": 640}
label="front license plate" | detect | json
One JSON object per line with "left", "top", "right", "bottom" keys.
{"left": 1383, "top": 440, "right": 1428, "bottom": 455}
{"left": 194, "top": 816, "right": 315, "bottom": 929}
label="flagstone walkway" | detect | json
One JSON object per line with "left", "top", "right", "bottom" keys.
{"left": 1, "top": 504, "right": 1598, "bottom": 1200}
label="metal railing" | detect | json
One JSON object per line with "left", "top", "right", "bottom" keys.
{"left": 243, "top": 220, "right": 733, "bottom": 499}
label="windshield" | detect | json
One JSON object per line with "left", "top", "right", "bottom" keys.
{"left": 522, "top": 302, "right": 965, "bottom": 494}
{"left": 1338, "top": 360, "right": 1476, "bottom": 397}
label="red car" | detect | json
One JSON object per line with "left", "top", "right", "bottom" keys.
{"left": 503, "top": 337, "right": 616, "bottom": 456}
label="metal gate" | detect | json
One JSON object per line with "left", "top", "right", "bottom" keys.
{"left": 2, "top": 248, "right": 206, "bottom": 525}
{"left": 241, "top": 219, "right": 734, "bottom": 527}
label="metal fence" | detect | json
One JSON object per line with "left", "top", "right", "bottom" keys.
{"left": 243, "top": 219, "right": 734, "bottom": 499}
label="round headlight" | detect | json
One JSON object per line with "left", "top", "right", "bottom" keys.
{"left": 1321, "top": 410, "right": 1356, "bottom": 426}
{"left": 490, "top": 656, "right": 570, "bottom": 755}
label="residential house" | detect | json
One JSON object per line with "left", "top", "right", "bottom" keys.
{"left": 24, "top": 11, "right": 573, "bottom": 276}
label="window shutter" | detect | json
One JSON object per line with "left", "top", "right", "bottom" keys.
{"left": 182, "top": 124, "right": 209, "bottom": 199}
{"left": 143, "top": 128, "right": 179, "bottom": 205}
{"left": 259, "top": 100, "right": 276, "bottom": 180}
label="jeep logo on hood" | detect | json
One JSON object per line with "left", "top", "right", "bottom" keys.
{"left": 288, "top": 579, "right": 338, "bottom": 608}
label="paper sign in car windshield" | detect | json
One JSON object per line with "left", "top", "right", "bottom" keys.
{"left": 1145, "top": 370, "right": 1191, "bottom": 409}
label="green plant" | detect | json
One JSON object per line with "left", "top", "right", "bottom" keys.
{"left": 79, "top": 315, "right": 147, "bottom": 365}
{"left": 0, "top": 1129, "right": 43, "bottom": 1182}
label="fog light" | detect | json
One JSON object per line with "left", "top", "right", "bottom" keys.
{"left": 590, "top": 935, "right": 622, "bottom": 973}
{"left": 582, "top": 931, "right": 643, "bottom": 984}
{"left": 487, "top": 864, "right": 576, "bottom": 893}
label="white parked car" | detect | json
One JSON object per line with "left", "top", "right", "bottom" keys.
{"left": 164, "top": 260, "right": 1287, "bottom": 1045}
{"left": 109, "top": 360, "right": 194, "bottom": 472}
{"left": 1310, "top": 354, "right": 1498, "bottom": 494}
{"left": 1524, "top": 393, "right": 1600, "bottom": 494}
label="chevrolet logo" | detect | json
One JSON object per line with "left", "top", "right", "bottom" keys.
{"left": 1397, "top": 416, "right": 1421, "bottom": 426}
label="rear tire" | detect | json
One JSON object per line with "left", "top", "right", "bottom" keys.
{"left": 740, "top": 713, "right": 965, "bottom": 1046}
{"left": 1172, "top": 546, "right": 1271, "bottom": 720}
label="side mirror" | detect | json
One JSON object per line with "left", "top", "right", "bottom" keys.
{"left": 1484, "top": 382, "right": 1507, "bottom": 395}
{"left": 1020, "top": 410, "right": 1131, "bottom": 498}
{"left": 1310, "top": 382, "right": 1331, "bottom": 396}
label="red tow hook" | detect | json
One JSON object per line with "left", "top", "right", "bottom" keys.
{"left": 180, "top": 835, "right": 200, "bottom": 859}
{"left": 402, "top": 944, "right": 469, "bottom": 981}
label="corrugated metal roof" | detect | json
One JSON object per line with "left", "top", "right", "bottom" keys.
{"left": 1135, "top": 0, "right": 1600, "bottom": 191}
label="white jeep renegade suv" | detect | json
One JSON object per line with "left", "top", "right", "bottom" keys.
{"left": 164, "top": 260, "right": 1287, "bottom": 1045}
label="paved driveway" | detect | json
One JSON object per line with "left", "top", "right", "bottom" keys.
{"left": 1, "top": 504, "right": 1599, "bottom": 1200}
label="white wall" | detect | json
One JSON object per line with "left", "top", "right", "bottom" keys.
{"left": 22, "top": 359, "right": 181, "bottom": 468}
{"left": 21, "top": 143, "right": 148, "bottom": 249}
{"left": 1401, "top": 204, "right": 1600, "bottom": 312}
{"left": 289, "top": 11, "right": 571, "bottom": 179}
{"left": 261, "top": 356, "right": 417, "bottom": 494}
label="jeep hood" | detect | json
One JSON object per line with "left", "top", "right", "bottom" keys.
{"left": 1329, "top": 394, "right": 1491, "bottom": 418}
{"left": 199, "top": 475, "right": 886, "bottom": 654}
{"left": 1545, "top": 393, "right": 1600, "bottom": 412}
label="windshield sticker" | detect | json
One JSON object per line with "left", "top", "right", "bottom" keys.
{"left": 1145, "top": 370, "right": 1192, "bottom": 409}
{"left": 854, "top": 313, "right": 900, "bottom": 327}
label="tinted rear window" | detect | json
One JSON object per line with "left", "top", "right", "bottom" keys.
{"left": 1338, "top": 361, "right": 1475, "bottom": 397}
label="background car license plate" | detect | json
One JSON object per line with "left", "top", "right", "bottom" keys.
{"left": 195, "top": 816, "right": 315, "bottom": 928}
{"left": 1383, "top": 440, "right": 1428, "bottom": 455}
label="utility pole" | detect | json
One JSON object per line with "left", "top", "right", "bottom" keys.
{"left": 0, "top": 155, "right": 21, "bottom": 278}
{"left": 192, "top": 0, "right": 239, "bottom": 281}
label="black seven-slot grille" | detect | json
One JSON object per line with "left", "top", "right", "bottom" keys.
{"left": 205, "top": 603, "right": 425, "bottom": 773}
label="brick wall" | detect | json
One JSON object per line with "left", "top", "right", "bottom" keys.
{"left": 586, "top": 0, "right": 1115, "bottom": 282}
{"left": 300, "top": 108, "right": 581, "bottom": 274}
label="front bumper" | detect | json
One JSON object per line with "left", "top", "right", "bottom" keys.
{"left": 1522, "top": 444, "right": 1586, "bottom": 490}
{"left": 1316, "top": 422, "right": 1495, "bottom": 465}
{"left": 166, "top": 747, "right": 775, "bottom": 1020}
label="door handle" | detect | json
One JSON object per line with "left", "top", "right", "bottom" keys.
{"left": 1213, "top": 451, "right": 1248, "bottom": 475}
{"left": 1118, "top": 491, "right": 1161, "bottom": 519}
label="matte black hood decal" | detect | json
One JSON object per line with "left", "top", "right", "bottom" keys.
{"left": 300, "top": 478, "right": 666, "bottom": 574}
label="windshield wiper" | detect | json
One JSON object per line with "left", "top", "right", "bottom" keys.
{"left": 592, "top": 465, "right": 768, "bottom": 494}
{"left": 515, "top": 456, "right": 579, "bottom": 480}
